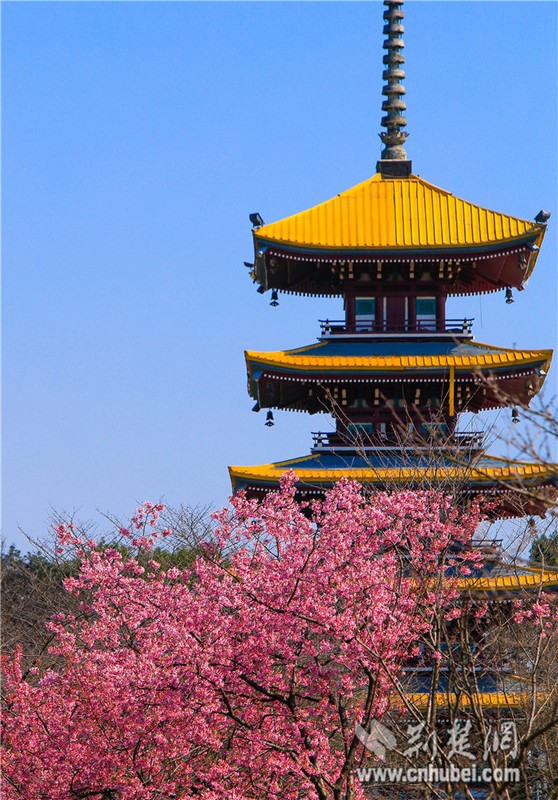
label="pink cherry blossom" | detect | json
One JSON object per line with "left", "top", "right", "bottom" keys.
{"left": 1, "top": 476, "right": 535, "bottom": 800}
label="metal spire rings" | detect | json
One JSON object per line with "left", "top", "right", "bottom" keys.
{"left": 379, "top": 0, "right": 409, "bottom": 161}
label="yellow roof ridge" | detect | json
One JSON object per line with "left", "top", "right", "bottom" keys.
{"left": 229, "top": 463, "right": 558, "bottom": 482}
{"left": 406, "top": 691, "right": 546, "bottom": 709}
{"left": 460, "top": 572, "right": 558, "bottom": 591}
{"left": 245, "top": 348, "right": 552, "bottom": 373}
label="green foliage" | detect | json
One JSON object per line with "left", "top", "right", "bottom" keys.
{"left": 1, "top": 504, "right": 214, "bottom": 670}
{"left": 2, "top": 545, "right": 81, "bottom": 580}
{"left": 96, "top": 541, "right": 205, "bottom": 572}
{"left": 529, "top": 532, "right": 558, "bottom": 567}
{"left": 1, "top": 545, "right": 82, "bottom": 672}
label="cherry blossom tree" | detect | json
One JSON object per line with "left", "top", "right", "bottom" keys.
{"left": 2, "top": 476, "right": 482, "bottom": 800}
{"left": 1, "top": 502, "right": 214, "bottom": 675}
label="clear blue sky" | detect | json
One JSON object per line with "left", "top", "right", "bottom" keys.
{"left": 3, "top": 2, "right": 557, "bottom": 552}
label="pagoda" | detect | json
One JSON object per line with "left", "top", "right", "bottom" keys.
{"left": 229, "top": 0, "right": 558, "bottom": 519}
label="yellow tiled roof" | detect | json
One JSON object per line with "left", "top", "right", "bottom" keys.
{"left": 406, "top": 691, "right": 544, "bottom": 710}
{"left": 254, "top": 173, "right": 545, "bottom": 253}
{"left": 460, "top": 569, "right": 558, "bottom": 592}
{"left": 246, "top": 344, "right": 553, "bottom": 374}
{"left": 229, "top": 461, "right": 558, "bottom": 485}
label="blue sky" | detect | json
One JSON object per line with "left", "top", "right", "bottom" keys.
{"left": 3, "top": 2, "right": 557, "bottom": 551}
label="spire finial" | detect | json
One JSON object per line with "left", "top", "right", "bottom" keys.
{"left": 377, "top": 0, "right": 412, "bottom": 176}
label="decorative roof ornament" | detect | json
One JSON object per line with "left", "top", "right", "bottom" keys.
{"left": 377, "top": 0, "right": 412, "bottom": 177}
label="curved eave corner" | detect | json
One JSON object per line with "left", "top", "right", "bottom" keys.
{"left": 523, "top": 227, "right": 546, "bottom": 285}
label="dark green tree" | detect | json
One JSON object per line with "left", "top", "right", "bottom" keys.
{"left": 1, "top": 503, "right": 214, "bottom": 672}
{"left": 529, "top": 531, "right": 558, "bottom": 567}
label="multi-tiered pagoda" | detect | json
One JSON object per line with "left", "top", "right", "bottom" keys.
{"left": 229, "top": 0, "right": 558, "bottom": 519}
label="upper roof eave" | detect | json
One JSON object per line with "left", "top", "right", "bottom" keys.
{"left": 254, "top": 230, "right": 544, "bottom": 257}
{"left": 252, "top": 173, "right": 546, "bottom": 255}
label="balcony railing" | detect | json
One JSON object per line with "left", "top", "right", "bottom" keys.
{"left": 450, "top": 431, "right": 485, "bottom": 449}
{"left": 319, "top": 318, "right": 474, "bottom": 336}
{"left": 311, "top": 430, "right": 485, "bottom": 450}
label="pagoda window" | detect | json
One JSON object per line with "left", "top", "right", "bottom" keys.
{"left": 354, "top": 298, "right": 376, "bottom": 331}
{"left": 347, "top": 422, "right": 374, "bottom": 440}
{"left": 421, "top": 422, "right": 448, "bottom": 440}
{"left": 416, "top": 297, "right": 437, "bottom": 331}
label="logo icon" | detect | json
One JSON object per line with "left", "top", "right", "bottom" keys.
{"left": 355, "top": 721, "right": 397, "bottom": 760}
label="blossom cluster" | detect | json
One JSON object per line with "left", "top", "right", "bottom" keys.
{"left": 2, "top": 477, "right": 491, "bottom": 800}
